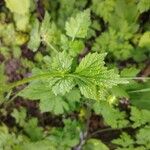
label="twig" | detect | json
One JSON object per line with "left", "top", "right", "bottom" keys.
{"left": 88, "top": 126, "right": 132, "bottom": 139}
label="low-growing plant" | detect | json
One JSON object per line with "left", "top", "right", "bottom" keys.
{"left": 0, "top": 0, "right": 150, "bottom": 150}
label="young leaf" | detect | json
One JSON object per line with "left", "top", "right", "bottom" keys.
{"left": 40, "top": 12, "right": 60, "bottom": 47}
{"left": 51, "top": 51, "right": 73, "bottom": 72}
{"left": 83, "top": 139, "right": 109, "bottom": 150}
{"left": 65, "top": 9, "right": 91, "bottom": 40}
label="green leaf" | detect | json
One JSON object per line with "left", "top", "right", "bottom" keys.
{"left": 75, "top": 53, "right": 106, "bottom": 76}
{"left": 28, "top": 19, "right": 41, "bottom": 52}
{"left": 93, "top": 101, "right": 129, "bottom": 128}
{"left": 120, "top": 67, "right": 140, "bottom": 77}
{"left": 65, "top": 9, "right": 91, "bottom": 40}
{"left": 112, "top": 132, "right": 134, "bottom": 148}
{"left": 65, "top": 88, "right": 81, "bottom": 102}
{"left": 129, "top": 81, "right": 150, "bottom": 110}
{"left": 47, "top": 119, "right": 81, "bottom": 149}
{"left": 52, "top": 77, "right": 75, "bottom": 95}
{"left": 39, "top": 96, "right": 69, "bottom": 115}
{"left": 92, "top": 0, "right": 116, "bottom": 22}
{"left": 77, "top": 79, "right": 99, "bottom": 100}
{"left": 75, "top": 53, "right": 127, "bottom": 100}
{"left": 14, "top": 13, "right": 30, "bottom": 32}
{"left": 137, "top": 0, "right": 150, "bottom": 13}
{"left": 20, "top": 140, "right": 56, "bottom": 150}
{"left": 18, "top": 80, "right": 70, "bottom": 115}
{"left": 69, "top": 40, "right": 85, "bottom": 56}
{"left": 51, "top": 51, "right": 73, "bottom": 72}
{"left": 83, "top": 139, "right": 109, "bottom": 150}
{"left": 130, "top": 107, "right": 150, "bottom": 128}
{"left": 18, "top": 81, "right": 52, "bottom": 101}
{"left": 40, "top": 12, "right": 60, "bottom": 47}
{"left": 24, "top": 118, "right": 43, "bottom": 141}
{"left": 50, "top": 52, "right": 75, "bottom": 95}
{"left": 5, "top": 0, "right": 30, "bottom": 15}
{"left": 0, "top": 64, "right": 8, "bottom": 101}
{"left": 11, "top": 108, "right": 27, "bottom": 127}
{"left": 139, "top": 31, "right": 150, "bottom": 48}
{"left": 92, "top": 28, "right": 134, "bottom": 60}
{"left": 60, "top": 35, "right": 85, "bottom": 56}
{"left": 40, "top": 11, "right": 51, "bottom": 34}
{"left": 136, "top": 126, "right": 150, "bottom": 149}
{"left": 0, "top": 125, "right": 23, "bottom": 149}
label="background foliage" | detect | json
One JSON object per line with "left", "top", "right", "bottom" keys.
{"left": 0, "top": 0, "right": 150, "bottom": 149}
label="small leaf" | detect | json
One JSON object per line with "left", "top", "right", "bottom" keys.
{"left": 139, "top": 31, "right": 150, "bottom": 48}
{"left": 40, "top": 12, "right": 60, "bottom": 46}
{"left": 121, "top": 67, "right": 140, "bottom": 77}
{"left": 65, "top": 9, "right": 91, "bottom": 40}
{"left": 83, "top": 139, "right": 109, "bottom": 150}
{"left": 112, "top": 132, "right": 134, "bottom": 148}
{"left": 24, "top": 118, "right": 43, "bottom": 141}
{"left": 51, "top": 51, "right": 73, "bottom": 72}
{"left": 11, "top": 108, "right": 27, "bottom": 127}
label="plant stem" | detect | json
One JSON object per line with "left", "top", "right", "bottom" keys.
{"left": 7, "top": 72, "right": 80, "bottom": 90}
{"left": 122, "top": 77, "right": 150, "bottom": 80}
{"left": 7, "top": 72, "right": 60, "bottom": 89}
{"left": 88, "top": 126, "right": 132, "bottom": 138}
{"left": 129, "top": 88, "right": 150, "bottom": 93}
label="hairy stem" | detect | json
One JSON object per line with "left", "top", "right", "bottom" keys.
{"left": 7, "top": 72, "right": 60, "bottom": 89}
